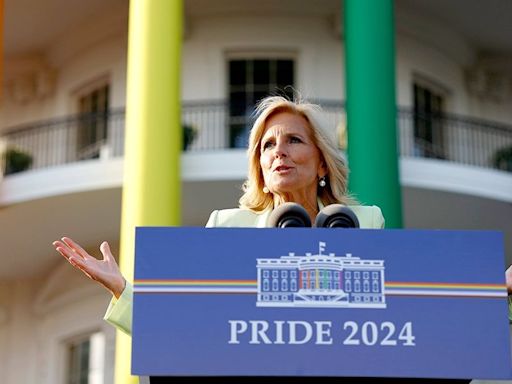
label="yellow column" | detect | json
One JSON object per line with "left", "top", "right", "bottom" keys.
{"left": 116, "top": 1, "right": 183, "bottom": 383}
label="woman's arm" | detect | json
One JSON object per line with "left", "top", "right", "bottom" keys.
{"left": 104, "top": 282, "right": 133, "bottom": 335}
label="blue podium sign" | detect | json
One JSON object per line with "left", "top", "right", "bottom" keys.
{"left": 132, "top": 228, "right": 511, "bottom": 380}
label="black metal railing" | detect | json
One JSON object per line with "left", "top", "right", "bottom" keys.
{"left": 1, "top": 101, "right": 511, "bottom": 176}
{"left": 0, "top": 110, "right": 125, "bottom": 174}
{"left": 397, "top": 108, "right": 512, "bottom": 171}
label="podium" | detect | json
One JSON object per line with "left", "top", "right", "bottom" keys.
{"left": 132, "top": 228, "right": 511, "bottom": 381}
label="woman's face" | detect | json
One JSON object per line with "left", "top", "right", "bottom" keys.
{"left": 259, "top": 111, "right": 325, "bottom": 198}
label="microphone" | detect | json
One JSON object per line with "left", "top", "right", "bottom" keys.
{"left": 314, "top": 204, "right": 360, "bottom": 228}
{"left": 268, "top": 202, "right": 312, "bottom": 228}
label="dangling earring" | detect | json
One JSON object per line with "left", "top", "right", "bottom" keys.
{"left": 318, "top": 176, "right": 327, "bottom": 188}
{"left": 263, "top": 186, "right": 270, "bottom": 194}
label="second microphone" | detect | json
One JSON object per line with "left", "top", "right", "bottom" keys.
{"left": 268, "top": 202, "right": 360, "bottom": 228}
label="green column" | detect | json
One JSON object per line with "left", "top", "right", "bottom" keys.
{"left": 116, "top": 1, "right": 183, "bottom": 383}
{"left": 344, "top": 0, "right": 403, "bottom": 228}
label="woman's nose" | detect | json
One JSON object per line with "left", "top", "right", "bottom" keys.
{"left": 274, "top": 141, "right": 287, "bottom": 158}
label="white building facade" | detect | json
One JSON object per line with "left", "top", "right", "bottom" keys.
{"left": 0, "top": 0, "right": 511, "bottom": 383}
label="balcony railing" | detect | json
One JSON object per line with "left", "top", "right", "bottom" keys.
{"left": 397, "top": 108, "right": 512, "bottom": 171}
{"left": 1, "top": 101, "right": 511, "bottom": 175}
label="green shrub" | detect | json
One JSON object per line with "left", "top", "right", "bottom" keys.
{"left": 3, "top": 148, "right": 33, "bottom": 175}
{"left": 183, "top": 124, "right": 197, "bottom": 150}
{"left": 492, "top": 145, "right": 512, "bottom": 172}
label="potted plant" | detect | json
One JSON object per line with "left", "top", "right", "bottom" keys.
{"left": 183, "top": 124, "right": 197, "bottom": 150}
{"left": 3, "top": 147, "right": 33, "bottom": 175}
{"left": 492, "top": 145, "right": 512, "bottom": 172}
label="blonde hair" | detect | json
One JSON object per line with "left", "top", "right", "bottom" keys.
{"left": 239, "top": 95, "right": 354, "bottom": 211}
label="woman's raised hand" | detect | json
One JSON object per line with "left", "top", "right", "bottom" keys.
{"left": 53, "top": 237, "right": 126, "bottom": 298}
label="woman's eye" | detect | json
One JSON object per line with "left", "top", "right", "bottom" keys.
{"left": 262, "top": 141, "right": 274, "bottom": 150}
{"left": 290, "top": 136, "right": 302, "bottom": 143}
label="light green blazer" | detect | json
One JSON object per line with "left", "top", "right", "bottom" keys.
{"left": 206, "top": 205, "right": 385, "bottom": 229}
{"left": 105, "top": 204, "right": 385, "bottom": 334}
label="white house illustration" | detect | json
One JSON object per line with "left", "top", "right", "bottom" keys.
{"left": 256, "top": 242, "right": 386, "bottom": 308}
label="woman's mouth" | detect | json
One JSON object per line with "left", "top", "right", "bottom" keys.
{"left": 274, "top": 165, "right": 292, "bottom": 173}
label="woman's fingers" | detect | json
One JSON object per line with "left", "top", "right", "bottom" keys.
{"left": 53, "top": 240, "right": 98, "bottom": 278}
{"left": 98, "top": 241, "right": 125, "bottom": 298}
{"left": 54, "top": 243, "right": 86, "bottom": 267}
{"left": 52, "top": 241, "right": 76, "bottom": 261}
{"left": 53, "top": 240, "right": 79, "bottom": 262}
{"left": 100, "top": 241, "right": 114, "bottom": 263}
{"left": 54, "top": 244, "right": 92, "bottom": 276}
{"left": 62, "top": 237, "right": 90, "bottom": 259}
{"left": 102, "top": 242, "right": 122, "bottom": 271}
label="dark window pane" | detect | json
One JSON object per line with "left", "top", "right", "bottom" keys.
{"left": 253, "top": 91, "right": 267, "bottom": 106}
{"left": 228, "top": 58, "right": 295, "bottom": 148}
{"left": 103, "top": 86, "right": 110, "bottom": 111}
{"left": 229, "top": 60, "right": 246, "bottom": 86}
{"left": 413, "top": 84, "right": 419, "bottom": 116}
{"left": 432, "top": 95, "right": 442, "bottom": 115}
{"left": 283, "top": 87, "right": 294, "bottom": 100}
{"left": 80, "top": 341, "right": 90, "bottom": 384}
{"left": 424, "top": 89, "right": 432, "bottom": 114}
{"left": 68, "top": 339, "right": 90, "bottom": 384}
{"left": 413, "top": 82, "right": 445, "bottom": 159}
{"left": 77, "top": 84, "right": 110, "bottom": 158}
{"left": 253, "top": 60, "right": 270, "bottom": 85}
{"left": 276, "top": 60, "right": 294, "bottom": 85}
{"left": 229, "top": 91, "right": 248, "bottom": 117}
{"left": 91, "top": 92, "right": 98, "bottom": 113}
{"left": 267, "top": 86, "right": 290, "bottom": 99}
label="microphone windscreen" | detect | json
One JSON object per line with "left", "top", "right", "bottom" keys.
{"left": 315, "top": 204, "right": 360, "bottom": 228}
{"left": 268, "top": 202, "right": 312, "bottom": 228}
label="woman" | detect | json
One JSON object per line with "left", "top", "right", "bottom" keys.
{"left": 53, "top": 95, "right": 385, "bottom": 335}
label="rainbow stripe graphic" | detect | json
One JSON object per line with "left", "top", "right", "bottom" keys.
{"left": 135, "top": 279, "right": 257, "bottom": 293}
{"left": 134, "top": 279, "right": 506, "bottom": 298}
{"left": 385, "top": 282, "right": 505, "bottom": 298}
